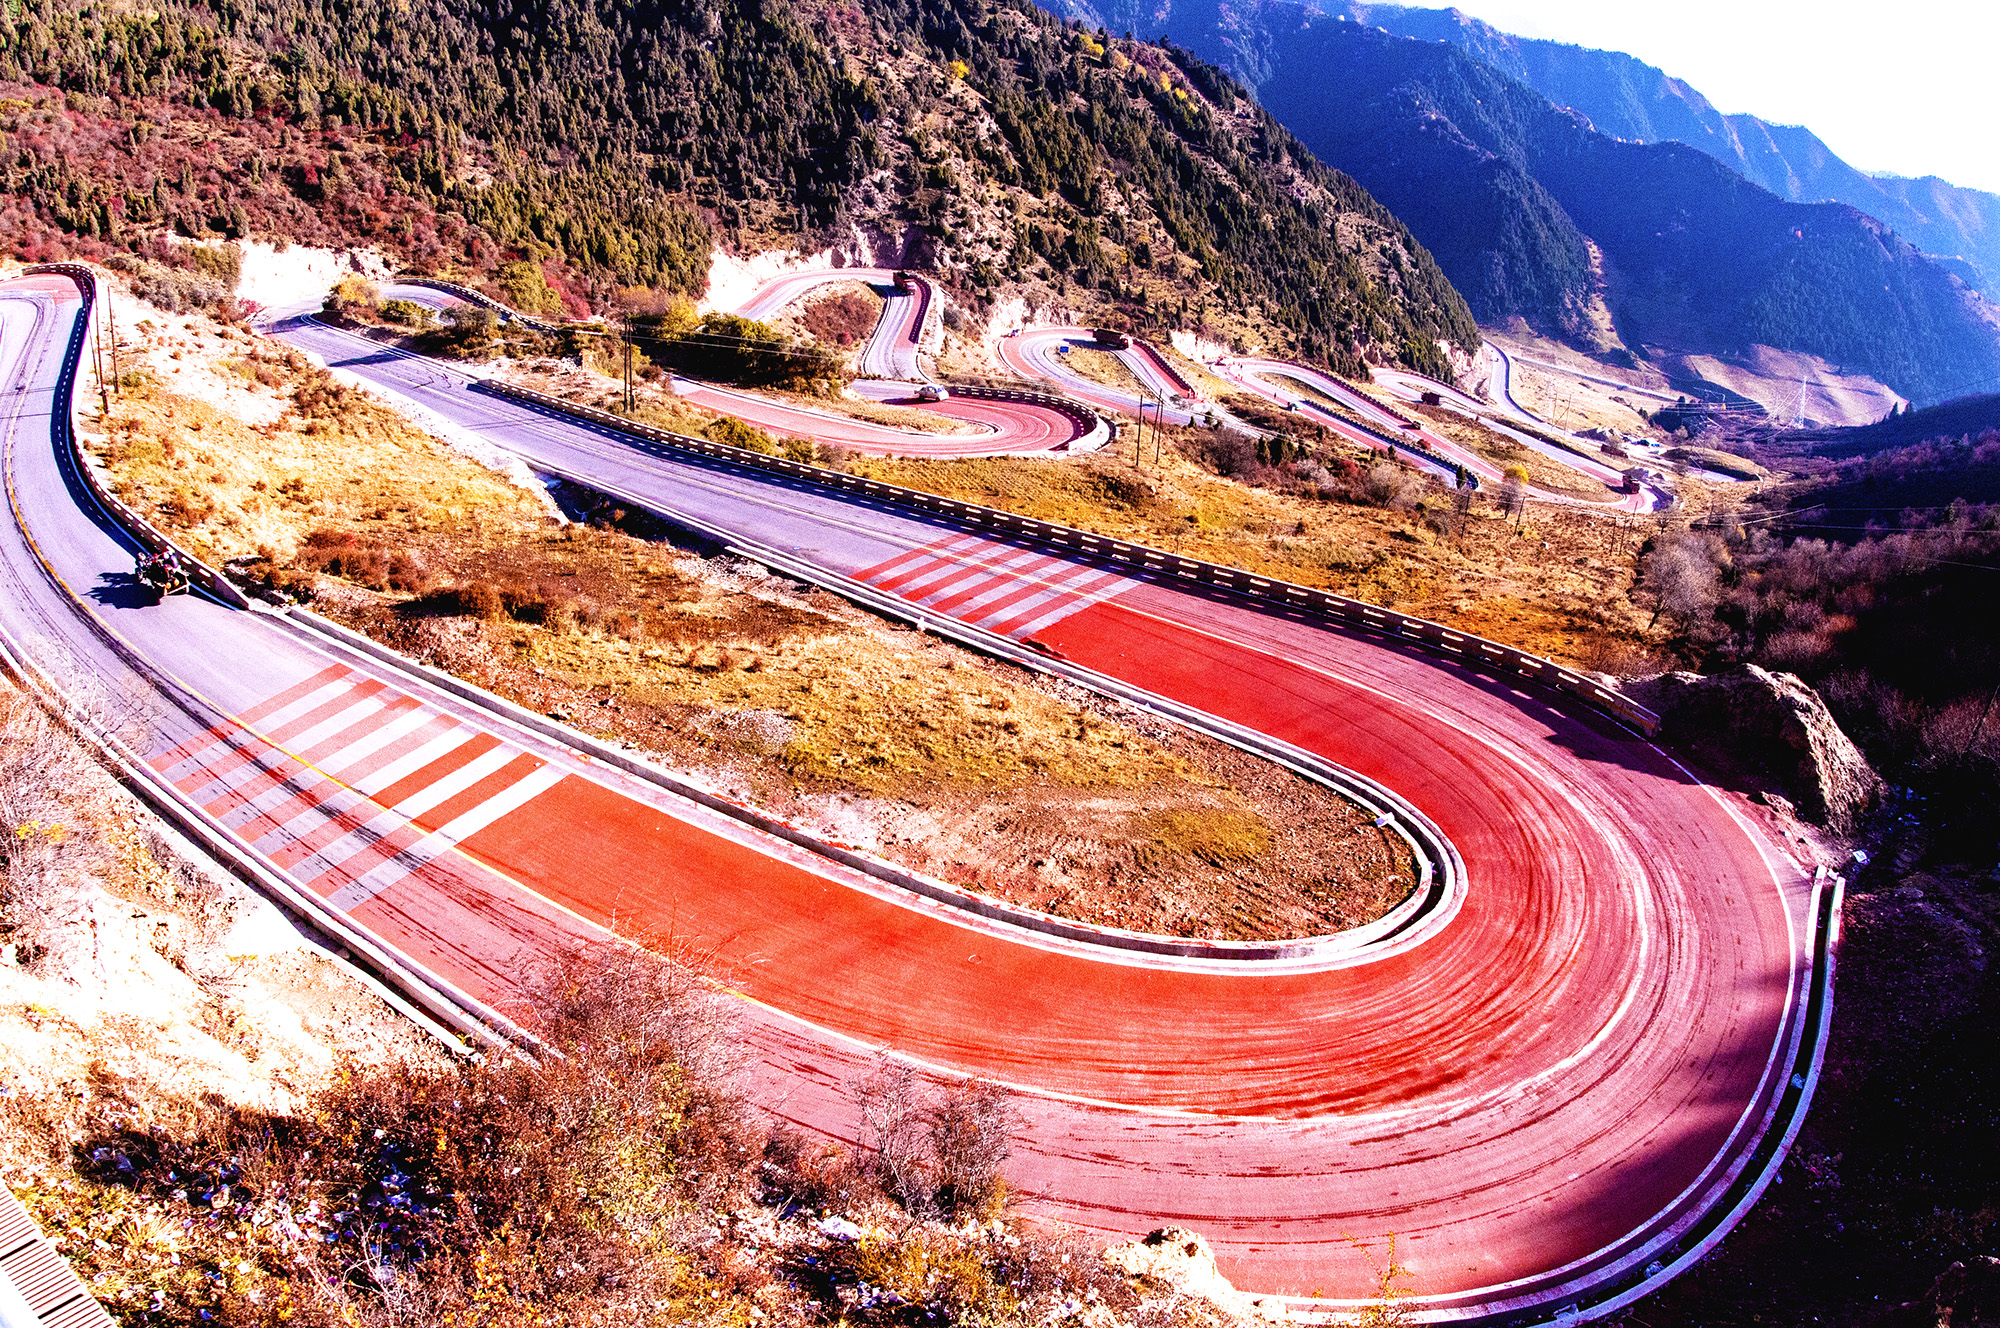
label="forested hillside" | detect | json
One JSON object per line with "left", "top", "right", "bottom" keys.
{"left": 0, "top": 0, "right": 1477, "bottom": 377}
{"left": 1056, "top": 0, "right": 2000, "bottom": 404}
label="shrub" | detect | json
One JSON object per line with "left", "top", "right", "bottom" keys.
{"left": 853, "top": 1059, "right": 1015, "bottom": 1221}
{"left": 376, "top": 298, "right": 434, "bottom": 328}
{"left": 321, "top": 274, "right": 379, "bottom": 320}
{"left": 497, "top": 259, "right": 563, "bottom": 316}
{"left": 409, "top": 573, "right": 599, "bottom": 630}
{"left": 0, "top": 692, "right": 112, "bottom": 975}
{"left": 291, "top": 529, "right": 430, "bottom": 593}
{"left": 705, "top": 415, "right": 778, "bottom": 454}
{"left": 652, "top": 314, "right": 841, "bottom": 391}
{"left": 71, "top": 943, "right": 751, "bottom": 1325}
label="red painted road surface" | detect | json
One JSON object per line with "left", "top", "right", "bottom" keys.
{"left": 9, "top": 271, "right": 1806, "bottom": 1316}
{"left": 144, "top": 535, "right": 1805, "bottom": 1311}
{"left": 668, "top": 377, "right": 1086, "bottom": 456}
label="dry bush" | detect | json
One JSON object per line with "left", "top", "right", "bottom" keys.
{"left": 761, "top": 1127, "right": 877, "bottom": 1218}
{"left": 800, "top": 1213, "right": 1151, "bottom": 1327}
{"left": 853, "top": 1058, "right": 1015, "bottom": 1221}
{"left": 799, "top": 288, "right": 882, "bottom": 347}
{"left": 291, "top": 529, "right": 431, "bottom": 594}
{"left": 409, "top": 572, "right": 602, "bottom": 631}
{"left": 285, "top": 367, "right": 366, "bottom": 426}
{"left": 69, "top": 941, "right": 752, "bottom": 1327}
{"left": 0, "top": 692, "right": 113, "bottom": 974}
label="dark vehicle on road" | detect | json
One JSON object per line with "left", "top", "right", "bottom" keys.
{"left": 892, "top": 270, "right": 913, "bottom": 292}
{"left": 137, "top": 550, "right": 189, "bottom": 602}
{"left": 1091, "top": 327, "right": 1131, "bottom": 350}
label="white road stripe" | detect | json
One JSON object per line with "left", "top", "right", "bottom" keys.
{"left": 1001, "top": 570, "right": 1134, "bottom": 637}
{"left": 882, "top": 542, "right": 1034, "bottom": 596}
{"left": 292, "top": 743, "right": 523, "bottom": 882}
{"left": 317, "top": 705, "right": 440, "bottom": 777}
{"left": 327, "top": 763, "right": 568, "bottom": 912}
{"left": 281, "top": 692, "right": 397, "bottom": 755}
{"left": 249, "top": 783, "right": 374, "bottom": 855}
{"left": 350, "top": 727, "right": 475, "bottom": 797}
{"left": 253, "top": 675, "right": 368, "bottom": 737}
{"left": 904, "top": 547, "right": 1053, "bottom": 601}
{"left": 862, "top": 532, "right": 988, "bottom": 584}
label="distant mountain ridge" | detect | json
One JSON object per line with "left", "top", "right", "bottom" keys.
{"left": 1055, "top": 0, "right": 2000, "bottom": 405}
{"left": 1323, "top": 2, "right": 2000, "bottom": 297}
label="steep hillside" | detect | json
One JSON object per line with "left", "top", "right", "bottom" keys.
{"left": 1335, "top": 3, "right": 2000, "bottom": 300}
{"left": 0, "top": 0, "right": 1477, "bottom": 378}
{"left": 1054, "top": 0, "right": 2000, "bottom": 405}
{"left": 1076, "top": 0, "right": 2000, "bottom": 298}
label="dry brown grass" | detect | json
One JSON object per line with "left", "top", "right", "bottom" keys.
{"left": 1061, "top": 344, "right": 1147, "bottom": 395}
{"left": 0, "top": 689, "right": 115, "bottom": 976}
{"left": 93, "top": 312, "right": 1418, "bottom": 940}
{"left": 86, "top": 343, "right": 545, "bottom": 571}
{"left": 852, "top": 438, "right": 1666, "bottom": 671}
{"left": 1403, "top": 402, "right": 1609, "bottom": 500}
{"left": 792, "top": 280, "right": 882, "bottom": 349}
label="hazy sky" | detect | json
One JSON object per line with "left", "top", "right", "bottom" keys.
{"left": 1444, "top": 1, "right": 2000, "bottom": 194}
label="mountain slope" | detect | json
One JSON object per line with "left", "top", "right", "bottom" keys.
{"left": 0, "top": 0, "right": 1477, "bottom": 379}
{"left": 1055, "top": 0, "right": 2000, "bottom": 405}
{"left": 1331, "top": 2, "right": 2000, "bottom": 299}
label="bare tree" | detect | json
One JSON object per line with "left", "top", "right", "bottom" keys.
{"left": 1641, "top": 530, "right": 1723, "bottom": 632}
{"left": 1498, "top": 464, "right": 1529, "bottom": 529}
{"left": 928, "top": 1078, "right": 1012, "bottom": 1219}
{"left": 855, "top": 1058, "right": 932, "bottom": 1211}
{"left": 1451, "top": 482, "right": 1476, "bottom": 543}
{"left": 852, "top": 1058, "right": 1016, "bottom": 1218}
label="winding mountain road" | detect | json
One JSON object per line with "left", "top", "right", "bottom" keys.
{"left": 394, "top": 273, "right": 1093, "bottom": 457}
{"left": 3, "top": 270, "right": 1832, "bottom": 1323}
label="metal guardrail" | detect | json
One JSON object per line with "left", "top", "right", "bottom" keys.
{"left": 943, "top": 383, "right": 1111, "bottom": 450}
{"left": 476, "top": 377, "right": 1659, "bottom": 736}
{"left": 8, "top": 266, "right": 1840, "bottom": 1327}
{"left": 290, "top": 604, "right": 1457, "bottom": 967}
{"left": 21, "top": 264, "right": 532, "bottom": 1055}
{"left": 391, "top": 275, "right": 573, "bottom": 333}
{"left": 26, "top": 267, "right": 253, "bottom": 611}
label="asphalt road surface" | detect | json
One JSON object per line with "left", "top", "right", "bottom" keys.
{"left": 2, "top": 274, "right": 1821, "bottom": 1320}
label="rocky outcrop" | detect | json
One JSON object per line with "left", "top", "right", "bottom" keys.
{"left": 1634, "top": 664, "right": 1884, "bottom": 832}
{"left": 1104, "top": 1227, "right": 1291, "bottom": 1323}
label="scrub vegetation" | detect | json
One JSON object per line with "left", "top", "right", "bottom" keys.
{"left": 0, "top": 0, "right": 1477, "bottom": 381}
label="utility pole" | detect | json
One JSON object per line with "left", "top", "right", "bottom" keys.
{"left": 106, "top": 294, "right": 120, "bottom": 397}
{"left": 623, "top": 341, "right": 634, "bottom": 413}
{"left": 92, "top": 300, "right": 108, "bottom": 415}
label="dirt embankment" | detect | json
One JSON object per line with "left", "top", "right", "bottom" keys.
{"left": 87, "top": 288, "right": 1415, "bottom": 942}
